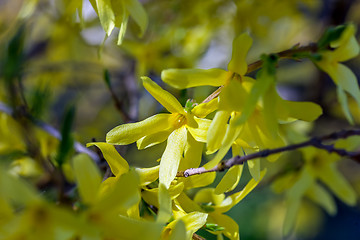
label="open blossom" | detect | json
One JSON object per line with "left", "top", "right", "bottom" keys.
{"left": 106, "top": 77, "right": 212, "bottom": 189}
{"left": 162, "top": 33, "right": 322, "bottom": 182}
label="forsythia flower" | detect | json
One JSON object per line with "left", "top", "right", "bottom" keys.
{"left": 106, "top": 77, "right": 212, "bottom": 188}
{"left": 272, "top": 129, "right": 357, "bottom": 235}
{"left": 162, "top": 33, "right": 322, "bottom": 182}
{"left": 314, "top": 23, "right": 360, "bottom": 124}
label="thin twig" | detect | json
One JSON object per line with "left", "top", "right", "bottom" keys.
{"left": 177, "top": 129, "right": 360, "bottom": 177}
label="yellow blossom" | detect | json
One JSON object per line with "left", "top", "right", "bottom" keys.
{"left": 106, "top": 77, "right": 212, "bottom": 189}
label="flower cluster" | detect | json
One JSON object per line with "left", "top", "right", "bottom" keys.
{"left": 101, "top": 32, "right": 326, "bottom": 238}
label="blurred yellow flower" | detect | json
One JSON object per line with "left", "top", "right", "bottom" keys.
{"left": 315, "top": 23, "right": 360, "bottom": 124}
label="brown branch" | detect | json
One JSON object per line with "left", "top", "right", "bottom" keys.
{"left": 177, "top": 129, "right": 360, "bottom": 178}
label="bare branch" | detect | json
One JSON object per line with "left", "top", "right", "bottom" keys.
{"left": 177, "top": 129, "right": 360, "bottom": 178}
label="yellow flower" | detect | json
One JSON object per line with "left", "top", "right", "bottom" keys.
{"left": 71, "top": 153, "right": 164, "bottom": 239}
{"left": 315, "top": 23, "right": 360, "bottom": 124}
{"left": 107, "top": 77, "right": 211, "bottom": 188}
{"left": 271, "top": 131, "right": 357, "bottom": 236}
{"left": 162, "top": 33, "right": 322, "bottom": 184}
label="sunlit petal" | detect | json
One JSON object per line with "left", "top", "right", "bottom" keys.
{"left": 106, "top": 113, "right": 171, "bottom": 144}
{"left": 135, "top": 165, "right": 159, "bottom": 186}
{"left": 87, "top": 142, "right": 129, "bottom": 177}
{"left": 215, "top": 170, "right": 266, "bottom": 213}
{"left": 137, "top": 128, "right": 173, "bottom": 149}
{"left": 210, "top": 212, "right": 239, "bottom": 240}
{"left": 206, "top": 111, "right": 230, "bottom": 154}
{"left": 192, "top": 98, "right": 219, "bottom": 118}
{"left": 187, "top": 117, "right": 211, "bottom": 143}
{"left": 160, "top": 127, "right": 187, "bottom": 188}
{"left": 142, "top": 77, "right": 185, "bottom": 114}
{"left": 215, "top": 165, "right": 243, "bottom": 194}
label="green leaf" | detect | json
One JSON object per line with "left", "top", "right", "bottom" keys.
{"left": 56, "top": 105, "right": 75, "bottom": 166}
{"left": 317, "top": 25, "right": 347, "bottom": 49}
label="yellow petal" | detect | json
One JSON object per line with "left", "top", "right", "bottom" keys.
{"left": 334, "top": 64, "right": 360, "bottom": 109}
{"left": 160, "top": 127, "right": 187, "bottom": 188}
{"left": 316, "top": 163, "right": 356, "bottom": 206}
{"left": 263, "top": 83, "right": 278, "bottom": 137}
{"left": 283, "top": 198, "right": 301, "bottom": 236}
{"left": 218, "top": 79, "right": 249, "bottom": 112}
{"left": 332, "top": 35, "right": 359, "bottom": 62}
{"left": 210, "top": 212, "right": 239, "bottom": 240}
{"left": 277, "top": 99, "right": 323, "bottom": 122}
{"left": 192, "top": 98, "right": 219, "bottom": 118}
{"left": 157, "top": 183, "right": 172, "bottom": 223}
{"left": 124, "top": 0, "right": 148, "bottom": 37}
{"left": 96, "top": 170, "right": 140, "bottom": 212}
{"left": 215, "top": 170, "right": 266, "bottom": 213}
{"left": 142, "top": 76, "right": 185, "bottom": 114}
{"left": 135, "top": 165, "right": 159, "bottom": 186}
{"left": 137, "top": 128, "right": 173, "bottom": 149}
{"left": 247, "top": 159, "right": 261, "bottom": 181}
{"left": 331, "top": 24, "right": 359, "bottom": 61}
{"left": 187, "top": 117, "right": 212, "bottom": 143}
{"left": 180, "top": 132, "right": 203, "bottom": 170}
{"left": 234, "top": 71, "right": 273, "bottom": 126}
{"left": 117, "top": 11, "right": 128, "bottom": 45}
{"left": 142, "top": 182, "right": 185, "bottom": 208}
{"left": 169, "top": 220, "right": 187, "bottom": 240}
{"left": 227, "top": 33, "right": 253, "bottom": 75}
{"left": 206, "top": 111, "right": 230, "bottom": 154}
{"left": 106, "top": 113, "right": 171, "bottom": 144}
{"left": 337, "top": 85, "right": 354, "bottom": 124}
{"left": 87, "top": 142, "right": 129, "bottom": 177}
{"left": 205, "top": 118, "right": 242, "bottom": 169}
{"left": 194, "top": 188, "right": 225, "bottom": 206}
{"left": 167, "top": 212, "right": 208, "bottom": 238}
{"left": 72, "top": 154, "right": 102, "bottom": 205}
{"left": 176, "top": 192, "right": 204, "bottom": 213}
{"left": 305, "top": 183, "right": 336, "bottom": 215}
{"left": 181, "top": 172, "right": 216, "bottom": 189}
{"left": 161, "top": 68, "right": 229, "bottom": 89}
{"left": 215, "top": 165, "right": 243, "bottom": 194}
{"left": 286, "top": 166, "right": 313, "bottom": 201}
